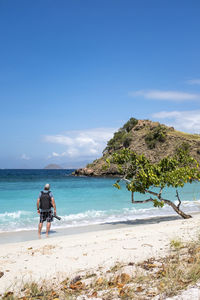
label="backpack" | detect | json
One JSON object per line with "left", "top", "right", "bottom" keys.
{"left": 39, "top": 191, "right": 52, "bottom": 210}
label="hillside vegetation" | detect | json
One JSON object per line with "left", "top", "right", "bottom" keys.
{"left": 74, "top": 118, "right": 200, "bottom": 176}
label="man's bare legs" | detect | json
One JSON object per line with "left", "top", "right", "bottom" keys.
{"left": 38, "top": 222, "right": 51, "bottom": 238}
{"left": 38, "top": 222, "right": 43, "bottom": 238}
{"left": 46, "top": 222, "right": 51, "bottom": 237}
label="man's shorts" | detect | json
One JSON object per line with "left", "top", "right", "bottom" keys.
{"left": 40, "top": 210, "right": 53, "bottom": 223}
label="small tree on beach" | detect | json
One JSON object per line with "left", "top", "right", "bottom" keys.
{"left": 107, "top": 147, "right": 200, "bottom": 219}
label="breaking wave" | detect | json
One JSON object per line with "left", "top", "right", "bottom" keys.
{"left": 1, "top": 200, "right": 200, "bottom": 233}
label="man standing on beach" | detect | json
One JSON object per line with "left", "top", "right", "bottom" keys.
{"left": 37, "top": 183, "right": 56, "bottom": 237}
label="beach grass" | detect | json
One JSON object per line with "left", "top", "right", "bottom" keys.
{"left": 2, "top": 236, "right": 200, "bottom": 299}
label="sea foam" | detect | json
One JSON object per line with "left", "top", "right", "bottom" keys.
{"left": 1, "top": 200, "right": 200, "bottom": 233}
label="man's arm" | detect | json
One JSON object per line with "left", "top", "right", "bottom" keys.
{"left": 51, "top": 197, "right": 56, "bottom": 215}
{"left": 37, "top": 198, "right": 40, "bottom": 214}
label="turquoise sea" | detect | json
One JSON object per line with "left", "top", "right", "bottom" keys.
{"left": 0, "top": 169, "right": 200, "bottom": 233}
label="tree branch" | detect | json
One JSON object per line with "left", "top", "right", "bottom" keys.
{"left": 131, "top": 197, "right": 154, "bottom": 204}
{"left": 122, "top": 177, "right": 131, "bottom": 183}
{"left": 145, "top": 189, "right": 158, "bottom": 197}
{"left": 159, "top": 196, "right": 191, "bottom": 219}
{"left": 130, "top": 188, "right": 192, "bottom": 219}
{"left": 131, "top": 191, "right": 134, "bottom": 203}
{"left": 176, "top": 190, "right": 181, "bottom": 209}
{"left": 144, "top": 188, "right": 191, "bottom": 218}
{"left": 158, "top": 188, "right": 163, "bottom": 199}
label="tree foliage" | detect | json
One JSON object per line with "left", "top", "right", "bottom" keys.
{"left": 108, "top": 147, "right": 200, "bottom": 218}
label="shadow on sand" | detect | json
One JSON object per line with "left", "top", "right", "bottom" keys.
{"left": 0, "top": 215, "right": 184, "bottom": 244}
{"left": 41, "top": 230, "right": 57, "bottom": 235}
{"left": 103, "top": 215, "right": 181, "bottom": 227}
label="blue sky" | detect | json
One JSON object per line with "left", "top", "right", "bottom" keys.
{"left": 1, "top": 0, "right": 200, "bottom": 168}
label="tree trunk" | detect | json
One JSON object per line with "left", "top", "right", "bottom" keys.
{"left": 160, "top": 197, "right": 192, "bottom": 219}
{"left": 131, "top": 191, "right": 192, "bottom": 219}
{"left": 147, "top": 189, "right": 192, "bottom": 219}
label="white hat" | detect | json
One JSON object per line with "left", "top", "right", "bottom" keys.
{"left": 44, "top": 183, "right": 50, "bottom": 190}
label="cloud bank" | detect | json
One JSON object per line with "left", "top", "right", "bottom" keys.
{"left": 129, "top": 90, "right": 199, "bottom": 101}
{"left": 44, "top": 128, "right": 116, "bottom": 159}
{"left": 153, "top": 110, "right": 200, "bottom": 133}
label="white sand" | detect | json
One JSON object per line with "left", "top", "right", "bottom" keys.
{"left": 0, "top": 214, "right": 200, "bottom": 295}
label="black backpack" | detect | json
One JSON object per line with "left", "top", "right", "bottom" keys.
{"left": 39, "top": 191, "right": 52, "bottom": 210}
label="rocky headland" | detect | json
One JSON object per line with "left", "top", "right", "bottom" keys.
{"left": 73, "top": 118, "right": 200, "bottom": 176}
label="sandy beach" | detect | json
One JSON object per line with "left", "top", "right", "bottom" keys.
{"left": 0, "top": 213, "right": 200, "bottom": 296}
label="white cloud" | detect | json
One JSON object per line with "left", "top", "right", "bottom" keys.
{"left": 153, "top": 110, "right": 200, "bottom": 133}
{"left": 48, "top": 151, "right": 68, "bottom": 158}
{"left": 129, "top": 90, "right": 199, "bottom": 101}
{"left": 21, "top": 154, "right": 30, "bottom": 160}
{"left": 45, "top": 128, "right": 116, "bottom": 159}
{"left": 52, "top": 152, "right": 61, "bottom": 157}
{"left": 187, "top": 79, "right": 200, "bottom": 85}
{"left": 45, "top": 136, "right": 73, "bottom": 146}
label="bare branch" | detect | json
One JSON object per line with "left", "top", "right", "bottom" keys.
{"left": 122, "top": 177, "right": 131, "bottom": 183}
{"left": 159, "top": 196, "right": 191, "bottom": 219}
{"left": 176, "top": 190, "right": 181, "bottom": 209}
{"left": 145, "top": 189, "right": 158, "bottom": 197}
{"left": 130, "top": 190, "right": 154, "bottom": 204}
{"left": 144, "top": 188, "right": 191, "bottom": 219}
{"left": 131, "top": 191, "right": 134, "bottom": 203}
{"left": 158, "top": 188, "right": 163, "bottom": 198}
{"left": 131, "top": 197, "right": 154, "bottom": 204}
{"left": 131, "top": 192, "right": 191, "bottom": 219}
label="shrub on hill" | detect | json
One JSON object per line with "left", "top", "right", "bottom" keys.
{"left": 104, "top": 118, "right": 138, "bottom": 153}
{"left": 122, "top": 117, "right": 138, "bottom": 132}
{"left": 145, "top": 125, "right": 167, "bottom": 149}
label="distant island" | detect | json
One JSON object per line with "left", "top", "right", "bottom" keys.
{"left": 44, "top": 164, "right": 63, "bottom": 169}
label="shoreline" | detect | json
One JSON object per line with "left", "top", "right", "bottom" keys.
{"left": 0, "top": 212, "right": 200, "bottom": 295}
{"left": 0, "top": 214, "right": 182, "bottom": 244}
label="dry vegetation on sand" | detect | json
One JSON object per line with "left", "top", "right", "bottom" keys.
{"left": 2, "top": 236, "right": 200, "bottom": 300}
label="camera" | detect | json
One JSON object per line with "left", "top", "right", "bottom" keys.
{"left": 53, "top": 214, "right": 61, "bottom": 220}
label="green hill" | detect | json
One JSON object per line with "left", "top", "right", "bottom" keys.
{"left": 74, "top": 118, "right": 200, "bottom": 176}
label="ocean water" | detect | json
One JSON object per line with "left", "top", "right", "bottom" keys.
{"left": 0, "top": 169, "right": 200, "bottom": 233}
